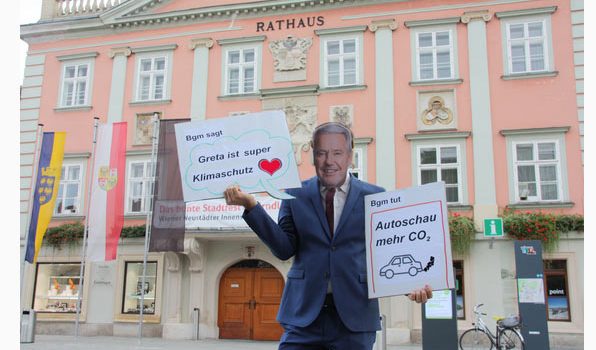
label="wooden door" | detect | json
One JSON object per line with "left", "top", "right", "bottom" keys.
{"left": 218, "top": 265, "right": 284, "bottom": 340}
{"left": 218, "top": 268, "right": 254, "bottom": 339}
{"left": 253, "top": 268, "right": 284, "bottom": 340}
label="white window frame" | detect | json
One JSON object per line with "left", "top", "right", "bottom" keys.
{"left": 53, "top": 161, "right": 84, "bottom": 216}
{"left": 505, "top": 20, "right": 549, "bottom": 74}
{"left": 323, "top": 36, "right": 360, "bottom": 87}
{"left": 415, "top": 29, "right": 455, "bottom": 81}
{"left": 502, "top": 128, "right": 569, "bottom": 205}
{"left": 349, "top": 147, "right": 364, "bottom": 181}
{"left": 512, "top": 140, "right": 562, "bottom": 202}
{"left": 135, "top": 55, "right": 168, "bottom": 101}
{"left": 497, "top": 7, "right": 556, "bottom": 76}
{"left": 416, "top": 144, "right": 463, "bottom": 204}
{"left": 125, "top": 159, "right": 155, "bottom": 214}
{"left": 58, "top": 59, "right": 93, "bottom": 108}
{"left": 223, "top": 46, "right": 258, "bottom": 95}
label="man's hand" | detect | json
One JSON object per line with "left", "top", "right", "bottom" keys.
{"left": 407, "top": 284, "right": 433, "bottom": 304}
{"left": 224, "top": 185, "right": 258, "bottom": 210}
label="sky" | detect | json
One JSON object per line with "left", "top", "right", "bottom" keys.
{"left": 19, "top": 0, "right": 43, "bottom": 84}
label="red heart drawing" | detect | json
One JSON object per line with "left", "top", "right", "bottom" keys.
{"left": 258, "top": 158, "right": 282, "bottom": 176}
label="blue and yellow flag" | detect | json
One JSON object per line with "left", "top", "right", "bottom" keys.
{"left": 25, "top": 132, "right": 66, "bottom": 263}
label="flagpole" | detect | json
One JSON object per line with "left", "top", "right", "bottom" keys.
{"left": 75, "top": 117, "right": 100, "bottom": 338}
{"left": 20, "top": 123, "right": 44, "bottom": 310}
{"left": 138, "top": 112, "right": 160, "bottom": 343}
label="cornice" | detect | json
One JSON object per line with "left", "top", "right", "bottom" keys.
{"left": 404, "top": 16, "right": 461, "bottom": 28}
{"left": 57, "top": 51, "right": 100, "bottom": 61}
{"left": 130, "top": 43, "right": 178, "bottom": 53}
{"left": 495, "top": 6, "right": 557, "bottom": 19}
{"left": 315, "top": 25, "right": 368, "bottom": 36}
{"left": 260, "top": 84, "right": 319, "bottom": 99}
{"left": 499, "top": 126, "right": 570, "bottom": 136}
{"left": 22, "top": 0, "right": 380, "bottom": 41}
{"left": 217, "top": 35, "right": 267, "bottom": 46}
{"left": 405, "top": 131, "right": 471, "bottom": 141}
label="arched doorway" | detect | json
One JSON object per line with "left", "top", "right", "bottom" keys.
{"left": 218, "top": 260, "right": 285, "bottom": 341}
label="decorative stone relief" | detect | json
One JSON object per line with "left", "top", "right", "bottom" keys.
{"left": 184, "top": 237, "right": 204, "bottom": 273}
{"left": 269, "top": 36, "right": 312, "bottom": 82}
{"left": 262, "top": 93, "right": 318, "bottom": 165}
{"left": 329, "top": 105, "right": 353, "bottom": 128}
{"left": 135, "top": 113, "right": 157, "bottom": 145}
{"left": 165, "top": 252, "right": 181, "bottom": 272}
{"left": 417, "top": 91, "right": 457, "bottom": 131}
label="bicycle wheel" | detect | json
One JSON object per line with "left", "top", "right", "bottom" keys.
{"left": 459, "top": 328, "right": 494, "bottom": 350}
{"left": 499, "top": 328, "right": 524, "bottom": 350}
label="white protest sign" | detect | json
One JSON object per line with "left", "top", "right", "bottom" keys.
{"left": 175, "top": 110, "right": 301, "bottom": 201}
{"left": 365, "top": 181, "right": 455, "bottom": 298}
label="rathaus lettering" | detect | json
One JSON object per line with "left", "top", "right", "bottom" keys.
{"left": 257, "top": 16, "right": 324, "bottom": 32}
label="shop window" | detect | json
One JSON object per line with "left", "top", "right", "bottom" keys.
{"left": 33, "top": 263, "right": 83, "bottom": 313}
{"left": 454, "top": 260, "right": 465, "bottom": 319}
{"left": 121, "top": 261, "right": 157, "bottom": 315}
{"left": 543, "top": 259, "right": 571, "bottom": 321}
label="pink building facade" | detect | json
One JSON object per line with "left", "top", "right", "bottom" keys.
{"left": 20, "top": 0, "right": 584, "bottom": 346}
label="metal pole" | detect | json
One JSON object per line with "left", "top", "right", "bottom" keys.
{"left": 75, "top": 117, "right": 100, "bottom": 338}
{"left": 381, "top": 314, "right": 387, "bottom": 350}
{"left": 20, "top": 124, "right": 44, "bottom": 311}
{"left": 137, "top": 112, "right": 160, "bottom": 343}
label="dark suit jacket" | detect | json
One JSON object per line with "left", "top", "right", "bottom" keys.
{"left": 242, "top": 175, "right": 384, "bottom": 332}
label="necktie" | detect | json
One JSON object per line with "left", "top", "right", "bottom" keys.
{"left": 325, "top": 187, "right": 336, "bottom": 237}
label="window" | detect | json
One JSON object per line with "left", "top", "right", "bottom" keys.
{"left": 225, "top": 48, "right": 257, "bottom": 95}
{"left": 506, "top": 21, "right": 548, "bottom": 74}
{"left": 122, "top": 261, "right": 157, "bottom": 315}
{"left": 454, "top": 260, "right": 465, "bottom": 319}
{"left": 33, "top": 263, "right": 83, "bottom": 313}
{"left": 60, "top": 63, "right": 90, "bottom": 107}
{"left": 324, "top": 38, "right": 359, "bottom": 87}
{"left": 496, "top": 7, "right": 556, "bottom": 76}
{"left": 54, "top": 163, "right": 83, "bottom": 215}
{"left": 349, "top": 148, "right": 363, "bottom": 179}
{"left": 416, "top": 30, "right": 454, "bottom": 80}
{"left": 417, "top": 145, "right": 461, "bottom": 203}
{"left": 126, "top": 160, "right": 155, "bottom": 214}
{"left": 513, "top": 141, "right": 561, "bottom": 202}
{"left": 136, "top": 56, "right": 167, "bottom": 101}
{"left": 543, "top": 260, "right": 570, "bottom": 321}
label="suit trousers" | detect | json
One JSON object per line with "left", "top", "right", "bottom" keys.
{"left": 278, "top": 294, "right": 377, "bottom": 350}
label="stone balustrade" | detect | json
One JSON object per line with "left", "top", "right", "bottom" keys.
{"left": 41, "top": 0, "right": 129, "bottom": 19}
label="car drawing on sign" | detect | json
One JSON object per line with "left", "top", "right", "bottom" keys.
{"left": 379, "top": 254, "right": 423, "bottom": 279}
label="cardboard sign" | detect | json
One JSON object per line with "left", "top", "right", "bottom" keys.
{"left": 365, "top": 182, "right": 455, "bottom": 298}
{"left": 175, "top": 111, "right": 301, "bottom": 201}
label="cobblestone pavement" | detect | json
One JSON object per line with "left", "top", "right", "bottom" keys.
{"left": 19, "top": 335, "right": 584, "bottom": 350}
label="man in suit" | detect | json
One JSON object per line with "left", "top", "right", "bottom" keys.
{"left": 224, "top": 122, "right": 432, "bottom": 350}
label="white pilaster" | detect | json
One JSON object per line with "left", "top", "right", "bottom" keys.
{"left": 189, "top": 38, "right": 214, "bottom": 121}
{"left": 107, "top": 47, "right": 132, "bottom": 123}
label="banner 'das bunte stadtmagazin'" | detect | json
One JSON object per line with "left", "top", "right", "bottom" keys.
{"left": 87, "top": 122, "right": 127, "bottom": 262}
{"left": 25, "top": 132, "right": 66, "bottom": 263}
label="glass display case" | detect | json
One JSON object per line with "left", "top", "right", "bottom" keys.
{"left": 33, "top": 263, "right": 82, "bottom": 313}
{"left": 122, "top": 261, "right": 157, "bottom": 315}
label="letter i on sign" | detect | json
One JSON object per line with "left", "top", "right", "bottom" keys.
{"left": 490, "top": 220, "right": 496, "bottom": 235}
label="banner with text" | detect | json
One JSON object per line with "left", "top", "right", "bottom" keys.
{"left": 154, "top": 195, "right": 281, "bottom": 230}
{"left": 175, "top": 111, "right": 301, "bottom": 201}
{"left": 365, "top": 182, "right": 455, "bottom": 298}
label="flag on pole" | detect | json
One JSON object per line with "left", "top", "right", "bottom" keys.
{"left": 87, "top": 122, "right": 127, "bottom": 261}
{"left": 25, "top": 132, "right": 66, "bottom": 263}
{"left": 150, "top": 119, "right": 189, "bottom": 252}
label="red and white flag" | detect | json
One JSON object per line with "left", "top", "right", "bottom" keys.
{"left": 87, "top": 122, "right": 127, "bottom": 261}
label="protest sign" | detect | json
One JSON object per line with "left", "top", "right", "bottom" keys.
{"left": 365, "top": 182, "right": 455, "bottom": 298}
{"left": 175, "top": 110, "right": 301, "bottom": 201}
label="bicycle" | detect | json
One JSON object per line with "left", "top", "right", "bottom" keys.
{"left": 459, "top": 303, "right": 525, "bottom": 350}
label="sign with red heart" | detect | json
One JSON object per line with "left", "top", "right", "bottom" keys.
{"left": 258, "top": 158, "right": 282, "bottom": 175}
